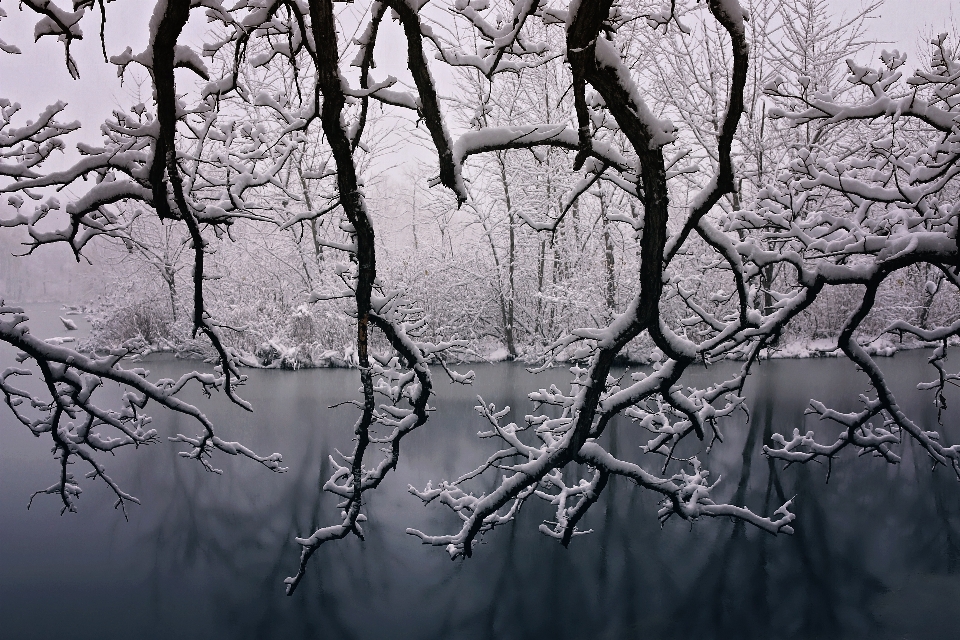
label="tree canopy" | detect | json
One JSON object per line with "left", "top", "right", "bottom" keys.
{"left": 0, "top": 0, "right": 958, "bottom": 594}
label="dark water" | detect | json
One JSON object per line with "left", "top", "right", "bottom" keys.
{"left": 1, "top": 305, "right": 959, "bottom": 640}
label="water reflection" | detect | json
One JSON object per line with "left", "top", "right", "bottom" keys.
{"left": 2, "top": 347, "right": 959, "bottom": 639}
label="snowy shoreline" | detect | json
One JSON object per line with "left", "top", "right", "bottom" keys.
{"left": 30, "top": 303, "right": 956, "bottom": 370}
{"left": 105, "top": 334, "right": 959, "bottom": 371}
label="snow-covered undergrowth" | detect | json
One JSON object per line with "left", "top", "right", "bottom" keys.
{"left": 80, "top": 288, "right": 960, "bottom": 369}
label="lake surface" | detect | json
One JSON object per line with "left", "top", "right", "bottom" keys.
{"left": 1, "top": 304, "right": 959, "bottom": 640}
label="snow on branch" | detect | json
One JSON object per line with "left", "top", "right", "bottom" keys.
{"left": 0, "top": 304, "right": 285, "bottom": 515}
{"left": 1, "top": 0, "right": 958, "bottom": 601}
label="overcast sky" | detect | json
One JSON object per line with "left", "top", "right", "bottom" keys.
{"left": 0, "top": 0, "right": 954, "bottom": 300}
{"left": 0, "top": 0, "right": 954, "bottom": 184}
{"left": 855, "top": 0, "right": 957, "bottom": 63}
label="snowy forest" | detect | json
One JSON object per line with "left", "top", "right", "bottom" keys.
{"left": 1, "top": 0, "right": 959, "bottom": 628}
{"left": 0, "top": 0, "right": 953, "bottom": 367}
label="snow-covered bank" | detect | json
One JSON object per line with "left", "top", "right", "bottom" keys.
{"left": 79, "top": 325, "right": 960, "bottom": 371}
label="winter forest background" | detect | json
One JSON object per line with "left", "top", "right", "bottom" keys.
{"left": 1, "top": 0, "right": 960, "bottom": 630}
{"left": 2, "top": 0, "right": 957, "bottom": 367}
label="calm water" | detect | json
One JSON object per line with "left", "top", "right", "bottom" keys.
{"left": 1, "top": 304, "right": 959, "bottom": 640}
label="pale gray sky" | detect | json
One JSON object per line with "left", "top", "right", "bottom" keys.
{"left": 0, "top": 0, "right": 952, "bottom": 218}
{"left": 858, "top": 0, "right": 956, "bottom": 48}
{"left": 0, "top": 0, "right": 952, "bottom": 138}
{"left": 0, "top": 0, "right": 953, "bottom": 302}
{"left": 0, "top": 0, "right": 952, "bottom": 206}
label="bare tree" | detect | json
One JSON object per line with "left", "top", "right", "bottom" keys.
{"left": 0, "top": 0, "right": 957, "bottom": 600}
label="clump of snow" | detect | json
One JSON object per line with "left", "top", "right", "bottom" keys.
{"left": 767, "top": 338, "right": 840, "bottom": 359}
{"left": 487, "top": 346, "right": 510, "bottom": 362}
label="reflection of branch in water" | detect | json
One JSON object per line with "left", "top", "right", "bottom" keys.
{"left": 908, "top": 416, "right": 960, "bottom": 577}
{"left": 436, "top": 502, "right": 526, "bottom": 639}
{"left": 595, "top": 418, "right": 649, "bottom": 635}
{"left": 651, "top": 369, "right": 889, "bottom": 640}
{"left": 431, "top": 449, "right": 580, "bottom": 639}
{"left": 911, "top": 386, "right": 960, "bottom": 575}
{"left": 654, "top": 384, "right": 775, "bottom": 639}
{"left": 0, "top": 306, "right": 285, "bottom": 519}
{"left": 115, "top": 403, "right": 376, "bottom": 638}
{"left": 764, "top": 404, "right": 888, "bottom": 639}
{"left": 932, "top": 474, "right": 960, "bottom": 575}
{"left": 60, "top": 358, "right": 958, "bottom": 639}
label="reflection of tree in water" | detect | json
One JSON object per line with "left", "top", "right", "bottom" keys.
{"left": 101, "top": 360, "right": 959, "bottom": 640}
{"left": 652, "top": 356, "right": 960, "bottom": 640}
{"left": 422, "top": 413, "right": 600, "bottom": 640}
{"left": 409, "top": 412, "right": 670, "bottom": 639}
{"left": 120, "top": 403, "right": 379, "bottom": 639}
{"left": 651, "top": 371, "right": 889, "bottom": 640}
{"left": 904, "top": 399, "right": 960, "bottom": 576}
{"left": 932, "top": 471, "right": 960, "bottom": 575}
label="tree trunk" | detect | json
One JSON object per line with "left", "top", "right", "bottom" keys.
{"left": 498, "top": 153, "right": 517, "bottom": 359}
{"left": 165, "top": 268, "right": 178, "bottom": 322}
{"left": 600, "top": 191, "right": 616, "bottom": 318}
